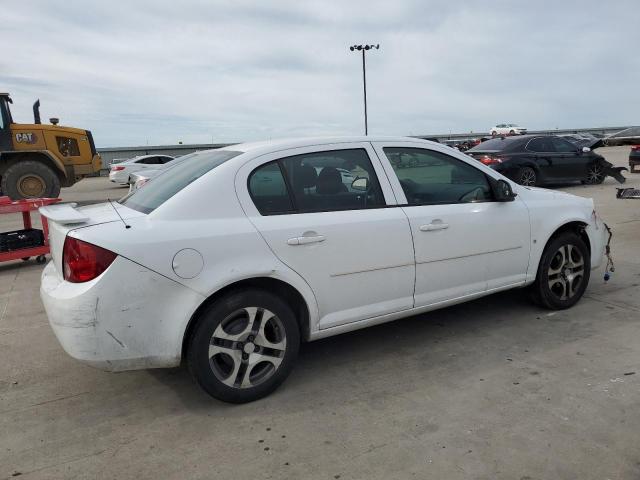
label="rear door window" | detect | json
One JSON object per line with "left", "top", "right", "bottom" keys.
{"left": 526, "top": 137, "right": 555, "bottom": 152}
{"left": 280, "top": 149, "right": 385, "bottom": 213}
{"left": 551, "top": 137, "right": 578, "bottom": 153}
{"left": 248, "top": 148, "right": 386, "bottom": 215}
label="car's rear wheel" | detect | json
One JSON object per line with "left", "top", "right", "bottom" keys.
{"left": 585, "top": 162, "right": 605, "bottom": 184}
{"left": 531, "top": 232, "right": 590, "bottom": 310}
{"left": 187, "top": 289, "right": 300, "bottom": 403}
{"left": 491, "top": 131, "right": 497, "bottom": 137}
{"left": 509, "top": 130, "right": 515, "bottom": 135}
{"left": 517, "top": 166, "right": 537, "bottom": 186}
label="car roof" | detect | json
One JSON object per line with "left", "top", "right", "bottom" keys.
{"left": 216, "top": 136, "right": 434, "bottom": 156}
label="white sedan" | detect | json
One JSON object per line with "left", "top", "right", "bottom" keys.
{"left": 490, "top": 124, "right": 527, "bottom": 136}
{"left": 40, "top": 137, "right": 608, "bottom": 403}
{"left": 108, "top": 154, "right": 175, "bottom": 185}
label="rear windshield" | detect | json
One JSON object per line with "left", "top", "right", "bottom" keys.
{"left": 121, "top": 150, "right": 242, "bottom": 213}
{"left": 468, "top": 138, "right": 515, "bottom": 152}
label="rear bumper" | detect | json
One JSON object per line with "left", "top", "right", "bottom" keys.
{"left": 40, "top": 256, "right": 205, "bottom": 372}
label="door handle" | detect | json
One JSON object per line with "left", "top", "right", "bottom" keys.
{"left": 420, "top": 222, "right": 449, "bottom": 232}
{"left": 287, "top": 234, "right": 326, "bottom": 245}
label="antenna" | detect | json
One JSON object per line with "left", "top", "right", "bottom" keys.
{"left": 108, "top": 198, "right": 131, "bottom": 229}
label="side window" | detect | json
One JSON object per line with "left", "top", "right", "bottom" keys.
{"left": 56, "top": 137, "right": 80, "bottom": 156}
{"left": 248, "top": 162, "right": 294, "bottom": 215}
{"left": 161, "top": 157, "right": 174, "bottom": 164}
{"left": 279, "top": 148, "right": 385, "bottom": 213}
{"left": 551, "top": 137, "right": 577, "bottom": 153}
{"left": 146, "top": 157, "right": 164, "bottom": 165}
{"left": 383, "top": 147, "right": 493, "bottom": 205}
{"left": 526, "top": 137, "right": 554, "bottom": 152}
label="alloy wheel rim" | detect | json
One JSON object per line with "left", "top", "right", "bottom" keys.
{"left": 208, "top": 307, "right": 287, "bottom": 389}
{"left": 17, "top": 174, "right": 46, "bottom": 197}
{"left": 587, "top": 165, "right": 604, "bottom": 184}
{"left": 547, "top": 244, "right": 584, "bottom": 300}
{"left": 520, "top": 169, "right": 536, "bottom": 186}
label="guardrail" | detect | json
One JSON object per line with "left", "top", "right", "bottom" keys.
{"left": 412, "top": 126, "right": 631, "bottom": 143}
{"left": 96, "top": 125, "right": 632, "bottom": 170}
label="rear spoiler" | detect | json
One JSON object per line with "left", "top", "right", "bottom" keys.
{"left": 39, "top": 203, "right": 89, "bottom": 224}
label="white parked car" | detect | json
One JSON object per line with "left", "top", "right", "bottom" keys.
{"left": 490, "top": 124, "right": 527, "bottom": 136}
{"left": 108, "top": 154, "right": 175, "bottom": 185}
{"left": 40, "top": 137, "right": 608, "bottom": 403}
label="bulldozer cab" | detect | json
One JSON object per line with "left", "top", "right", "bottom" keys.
{"left": 0, "top": 93, "right": 13, "bottom": 150}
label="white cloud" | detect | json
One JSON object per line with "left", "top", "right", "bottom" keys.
{"left": 2, "top": 0, "right": 638, "bottom": 146}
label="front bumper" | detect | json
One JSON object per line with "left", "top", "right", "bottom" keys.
{"left": 586, "top": 212, "right": 607, "bottom": 271}
{"left": 40, "top": 256, "right": 205, "bottom": 372}
{"left": 108, "top": 171, "right": 128, "bottom": 184}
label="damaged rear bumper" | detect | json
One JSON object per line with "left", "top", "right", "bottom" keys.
{"left": 40, "top": 256, "right": 205, "bottom": 372}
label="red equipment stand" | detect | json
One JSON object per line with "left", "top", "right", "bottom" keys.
{"left": 0, "top": 196, "right": 61, "bottom": 264}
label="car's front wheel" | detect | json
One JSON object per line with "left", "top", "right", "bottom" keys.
{"left": 187, "top": 289, "right": 300, "bottom": 403}
{"left": 585, "top": 162, "right": 605, "bottom": 184}
{"left": 517, "top": 166, "right": 537, "bottom": 186}
{"left": 531, "top": 232, "right": 590, "bottom": 310}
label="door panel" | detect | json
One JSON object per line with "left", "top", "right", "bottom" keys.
{"left": 236, "top": 142, "right": 415, "bottom": 330}
{"left": 372, "top": 141, "right": 531, "bottom": 306}
{"left": 251, "top": 209, "right": 415, "bottom": 328}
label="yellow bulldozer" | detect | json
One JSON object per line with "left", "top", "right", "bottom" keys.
{"left": 0, "top": 93, "right": 101, "bottom": 199}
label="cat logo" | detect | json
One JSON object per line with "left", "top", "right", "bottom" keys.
{"left": 15, "top": 132, "right": 38, "bottom": 144}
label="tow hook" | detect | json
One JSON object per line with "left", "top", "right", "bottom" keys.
{"left": 603, "top": 223, "right": 615, "bottom": 282}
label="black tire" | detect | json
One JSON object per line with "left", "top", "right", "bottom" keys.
{"left": 517, "top": 166, "right": 537, "bottom": 186}
{"left": 531, "top": 232, "right": 590, "bottom": 310}
{"left": 36, "top": 255, "right": 47, "bottom": 264}
{"left": 585, "top": 162, "right": 605, "bottom": 184}
{"left": 187, "top": 289, "right": 300, "bottom": 403}
{"left": 491, "top": 131, "right": 497, "bottom": 137}
{"left": 1, "top": 160, "right": 61, "bottom": 199}
{"left": 509, "top": 130, "right": 515, "bottom": 135}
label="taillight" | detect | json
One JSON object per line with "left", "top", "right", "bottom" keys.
{"left": 478, "top": 155, "right": 503, "bottom": 165}
{"left": 111, "top": 166, "right": 125, "bottom": 171}
{"left": 63, "top": 237, "right": 117, "bottom": 283}
{"left": 631, "top": 145, "right": 640, "bottom": 151}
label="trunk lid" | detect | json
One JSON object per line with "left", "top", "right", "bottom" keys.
{"left": 39, "top": 202, "right": 145, "bottom": 277}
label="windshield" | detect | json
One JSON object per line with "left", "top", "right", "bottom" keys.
{"left": 121, "top": 149, "right": 242, "bottom": 213}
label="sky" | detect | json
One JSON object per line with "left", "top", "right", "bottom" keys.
{"left": 1, "top": 0, "right": 638, "bottom": 147}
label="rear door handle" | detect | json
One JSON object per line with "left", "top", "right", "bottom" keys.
{"left": 420, "top": 222, "right": 449, "bottom": 232}
{"left": 287, "top": 234, "right": 326, "bottom": 245}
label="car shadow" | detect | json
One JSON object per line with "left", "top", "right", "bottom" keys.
{"left": 145, "top": 286, "right": 589, "bottom": 412}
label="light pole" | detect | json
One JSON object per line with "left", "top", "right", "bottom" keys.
{"left": 350, "top": 44, "right": 379, "bottom": 135}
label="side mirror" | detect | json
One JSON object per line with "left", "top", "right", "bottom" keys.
{"left": 351, "top": 177, "right": 370, "bottom": 192}
{"left": 582, "top": 146, "right": 591, "bottom": 153}
{"left": 492, "top": 179, "right": 517, "bottom": 202}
